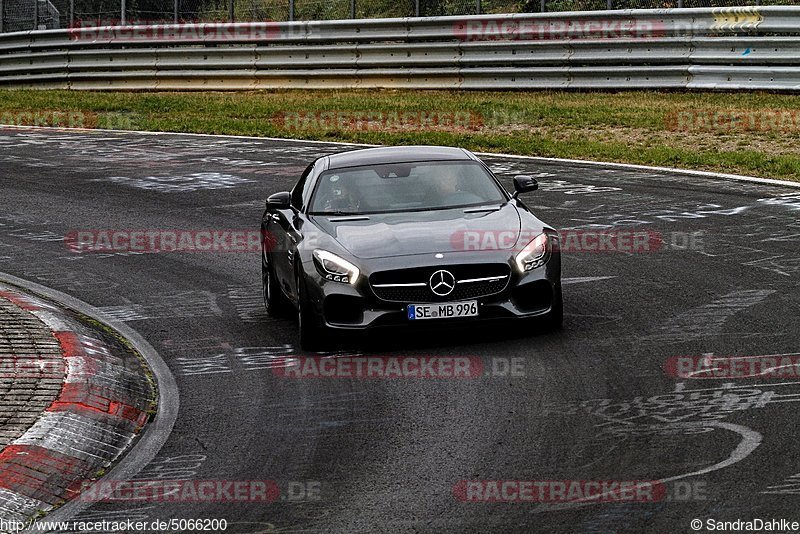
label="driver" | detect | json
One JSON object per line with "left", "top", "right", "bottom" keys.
{"left": 432, "top": 165, "right": 484, "bottom": 206}
{"left": 322, "top": 175, "right": 361, "bottom": 212}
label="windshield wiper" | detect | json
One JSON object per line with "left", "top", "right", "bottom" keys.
{"left": 308, "top": 210, "right": 361, "bottom": 216}
{"left": 463, "top": 205, "right": 502, "bottom": 213}
{"left": 329, "top": 215, "right": 370, "bottom": 222}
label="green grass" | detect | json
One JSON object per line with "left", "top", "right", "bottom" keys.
{"left": 2, "top": 89, "right": 800, "bottom": 182}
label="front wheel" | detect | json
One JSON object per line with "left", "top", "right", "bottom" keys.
{"left": 297, "top": 275, "right": 332, "bottom": 352}
{"left": 263, "top": 256, "right": 289, "bottom": 317}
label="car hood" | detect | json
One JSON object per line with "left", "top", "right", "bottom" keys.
{"left": 310, "top": 204, "right": 523, "bottom": 259}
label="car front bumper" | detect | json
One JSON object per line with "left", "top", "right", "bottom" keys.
{"left": 300, "top": 251, "right": 561, "bottom": 332}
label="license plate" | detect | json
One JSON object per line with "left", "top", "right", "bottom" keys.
{"left": 407, "top": 301, "right": 478, "bottom": 320}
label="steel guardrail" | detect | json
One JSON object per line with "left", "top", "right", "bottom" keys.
{"left": 0, "top": 6, "right": 797, "bottom": 90}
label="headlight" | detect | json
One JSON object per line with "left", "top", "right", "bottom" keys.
{"left": 515, "top": 233, "right": 550, "bottom": 272}
{"left": 313, "top": 250, "right": 360, "bottom": 285}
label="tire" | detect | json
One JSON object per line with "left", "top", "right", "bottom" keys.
{"left": 262, "top": 255, "right": 289, "bottom": 317}
{"left": 546, "top": 282, "right": 564, "bottom": 331}
{"left": 296, "top": 274, "right": 332, "bottom": 352}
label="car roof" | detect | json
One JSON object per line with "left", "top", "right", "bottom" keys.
{"left": 325, "top": 146, "right": 474, "bottom": 170}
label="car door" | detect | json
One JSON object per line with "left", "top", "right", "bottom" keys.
{"left": 270, "top": 163, "right": 315, "bottom": 303}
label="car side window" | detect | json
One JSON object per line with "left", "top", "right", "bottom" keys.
{"left": 291, "top": 163, "right": 315, "bottom": 210}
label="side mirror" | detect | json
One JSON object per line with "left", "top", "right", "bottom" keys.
{"left": 512, "top": 175, "right": 538, "bottom": 198}
{"left": 266, "top": 191, "right": 291, "bottom": 210}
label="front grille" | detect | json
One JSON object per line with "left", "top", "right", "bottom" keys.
{"left": 370, "top": 264, "right": 511, "bottom": 303}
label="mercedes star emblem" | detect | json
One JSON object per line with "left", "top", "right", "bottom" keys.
{"left": 429, "top": 269, "right": 456, "bottom": 297}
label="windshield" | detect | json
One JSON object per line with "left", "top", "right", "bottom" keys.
{"left": 308, "top": 160, "right": 507, "bottom": 215}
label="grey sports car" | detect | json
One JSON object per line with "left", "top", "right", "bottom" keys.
{"left": 261, "top": 146, "right": 562, "bottom": 350}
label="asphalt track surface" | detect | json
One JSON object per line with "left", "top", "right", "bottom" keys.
{"left": 1, "top": 127, "right": 800, "bottom": 533}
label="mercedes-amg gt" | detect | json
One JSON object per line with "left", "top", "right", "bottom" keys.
{"left": 261, "top": 146, "right": 562, "bottom": 350}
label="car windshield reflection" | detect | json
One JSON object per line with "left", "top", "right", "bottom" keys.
{"left": 308, "top": 161, "right": 507, "bottom": 215}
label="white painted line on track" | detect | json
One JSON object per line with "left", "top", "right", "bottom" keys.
{"left": 562, "top": 276, "right": 616, "bottom": 285}
{"left": 534, "top": 421, "right": 762, "bottom": 512}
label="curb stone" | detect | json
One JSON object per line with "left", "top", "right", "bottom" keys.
{"left": 0, "top": 284, "right": 156, "bottom": 529}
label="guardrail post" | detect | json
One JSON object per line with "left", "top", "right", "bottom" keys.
{"left": 606, "top": 0, "right": 612, "bottom": 8}
{"left": 228, "top": 0, "right": 234, "bottom": 22}
{"left": 174, "top": 0, "right": 178, "bottom": 23}
{"left": 677, "top": 0, "right": 683, "bottom": 7}
{"left": 289, "top": 0, "right": 294, "bottom": 21}
{"left": 69, "top": 0, "right": 73, "bottom": 27}
{"left": 350, "top": 0, "right": 355, "bottom": 18}
{"left": 33, "top": 0, "right": 38, "bottom": 29}
{"left": 121, "top": 0, "right": 126, "bottom": 24}
{"left": 476, "top": 0, "right": 481, "bottom": 15}
{"left": 0, "top": 0, "right": 4, "bottom": 33}
{"left": 540, "top": 0, "right": 545, "bottom": 12}
{"left": 414, "top": 0, "right": 420, "bottom": 17}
